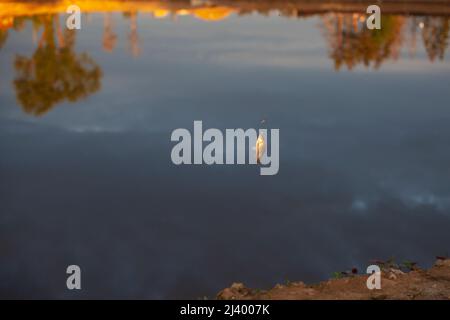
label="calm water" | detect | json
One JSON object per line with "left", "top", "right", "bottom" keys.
{"left": 1, "top": 2, "right": 450, "bottom": 299}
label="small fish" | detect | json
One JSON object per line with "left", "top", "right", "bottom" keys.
{"left": 256, "top": 133, "right": 265, "bottom": 164}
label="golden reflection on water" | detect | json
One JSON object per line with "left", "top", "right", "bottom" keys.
{"left": 12, "top": 15, "right": 101, "bottom": 116}
{"left": 0, "top": 0, "right": 449, "bottom": 116}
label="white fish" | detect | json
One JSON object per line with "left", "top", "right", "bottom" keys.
{"left": 256, "top": 133, "right": 265, "bottom": 164}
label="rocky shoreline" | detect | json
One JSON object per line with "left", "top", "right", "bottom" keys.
{"left": 217, "top": 258, "right": 450, "bottom": 300}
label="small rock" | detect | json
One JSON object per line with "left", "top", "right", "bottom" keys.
{"left": 217, "top": 288, "right": 235, "bottom": 300}
{"left": 435, "top": 259, "right": 450, "bottom": 267}
{"left": 291, "top": 281, "right": 305, "bottom": 287}
{"left": 217, "top": 282, "right": 252, "bottom": 300}
{"left": 390, "top": 268, "right": 405, "bottom": 275}
{"left": 230, "top": 282, "right": 245, "bottom": 290}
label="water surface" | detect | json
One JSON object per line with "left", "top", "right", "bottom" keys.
{"left": 0, "top": 0, "right": 450, "bottom": 299}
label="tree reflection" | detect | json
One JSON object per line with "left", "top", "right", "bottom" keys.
{"left": 103, "top": 13, "right": 117, "bottom": 52}
{"left": 123, "top": 11, "right": 140, "bottom": 57}
{"left": 0, "top": 3, "right": 447, "bottom": 118}
{"left": 322, "top": 14, "right": 405, "bottom": 70}
{"left": 421, "top": 17, "right": 450, "bottom": 62}
{"left": 0, "top": 30, "right": 7, "bottom": 49}
{"left": 13, "top": 15, "right": 102, "bottom": 116}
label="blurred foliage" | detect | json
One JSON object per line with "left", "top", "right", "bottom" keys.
{"left": 0, "top": 29, "right": 7, "bottom": 49}
{"left": 422, "top": 17, "right": 450, "bottom": 61}
{"left": 328, "top": 16, "right": 405, "bottom": 70}
{"left": 13, "top": 15, "right": 102, "bottom": 116}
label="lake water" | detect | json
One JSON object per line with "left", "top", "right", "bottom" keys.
{"left": 0, "top": 1, "right": 450, "bottom": 299}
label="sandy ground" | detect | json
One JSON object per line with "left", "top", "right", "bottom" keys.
{"left": 217, "top": 258, "right": 450, "bottom": 300}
